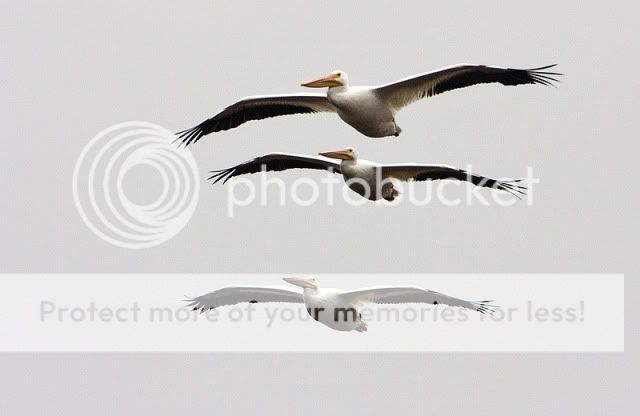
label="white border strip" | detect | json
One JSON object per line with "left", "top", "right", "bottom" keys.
{"left": 0, "top": 274, "right": 623, "bottom": 352}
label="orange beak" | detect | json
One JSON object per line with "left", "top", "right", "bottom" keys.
{"left": 319, "top": 148, "right": 353, "bottom": 160}
{"left": 301, "top": 73, "right": 342, "bottom": 88}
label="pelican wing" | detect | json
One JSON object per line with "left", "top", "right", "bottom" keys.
{"left": 186, "top": 286, "right": 303, "bottom": 313}
{"left": 209, "top": 153, "right": 341, "bottom": 184}
{"left": 338, "top": 286, "right": 496, "bottom": 315}
{"left": 374, "top": 64, "right": 560, "bottom": 111}
{"left": 176, "top": 93, "right": 336, "bottom": 146}
{"left": 382, "top": 164, "right": 526, "bottom": 197}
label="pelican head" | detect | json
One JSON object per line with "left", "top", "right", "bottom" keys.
{"left": 283, "top": 277, "right": 319, "bottom": 289}
{"left": 318, "top": 147, "right": 358, "bottom": 161}
{"left": 301, "top": 70, "right": 348, "bottom": 88}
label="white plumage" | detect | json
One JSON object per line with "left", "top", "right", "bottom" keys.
{"left": 209, "top": 147, "right": 526, "bottom": 201}
{"left": 176, "top": 64, "right": 560, "bottom": 146}
{"left": 187, "top": 277, "right": 496, "bottom": 332}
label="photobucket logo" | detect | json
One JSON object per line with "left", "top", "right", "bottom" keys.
{"left": 224, "top": 166, "right": 538, "bottom": 216}
{"left": 72, "top": 121, "right": 200, "bottom": 248}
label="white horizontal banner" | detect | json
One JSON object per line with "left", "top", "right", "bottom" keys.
{"left": 0, "top": 274, "right": 623, "bottom": 352}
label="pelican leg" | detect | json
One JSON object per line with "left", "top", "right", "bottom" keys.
{"left": 382, "top": 183, "right": 400, "bottom": 201}
{"left": 355, "top": 321, "right": 368, "bottom": 332}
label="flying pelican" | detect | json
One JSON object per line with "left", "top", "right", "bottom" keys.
{"left": 209, "top": 147, "right": 526, "bottom": 201}
{"left": 176, "top": 64, "right": 560, "bottom": 146}
{"left": 186, "top": 277, "right": 496, "bottom": 332}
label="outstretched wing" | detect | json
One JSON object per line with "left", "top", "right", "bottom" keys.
{"left": 176, "top": 93, "right": 336, "bottom": 146}
{"left": 186, "top": 286, "right": 303, "bottom": 313}
{"left": 382, "top": 164, "right": 526, "bottom": 197}
{"left": 338, "top": 286, "right": 497, "bottom": 315}
{"left": 209, "top": 153, "right": 341, "bottom": 184}
{"left": 374, "top": 64, "right": 561, "bottom": 111}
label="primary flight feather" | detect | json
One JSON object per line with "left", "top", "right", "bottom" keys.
{"left": 176, "top": 64, "right": 560, "bottom": 146}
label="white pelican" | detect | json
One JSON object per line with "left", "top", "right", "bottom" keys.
{"left": 209, "top": 147, "right": 526, "bottom": 201}
{"left": 176, "top": 64, "right": 560, "bottom": 146}
{"left": 186, "top": 277, "right": 496, "bottom": 332}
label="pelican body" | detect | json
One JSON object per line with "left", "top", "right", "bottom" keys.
{"left": 176, "top": 64, "right": 560, "bottom": 146}
{"left": 209, "top": 147, "right": 525, "bottom": 201}
{"left": 297, "top": 280, "right": 368, "bottom": 332}
{"left": 187, "top": 277, "right": 496, "bottom": 332}
{"left": 320, "top": 148, "right": 400, "bottom": 200}
{"left": 326, "top": 83, "right": 401, "bottom": 137}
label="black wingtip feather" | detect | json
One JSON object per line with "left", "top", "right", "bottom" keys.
{"left": 473, "top": 300, "right": 499, "bottom": 315}
{"left": 493, "top": 178, "right": 528, "bottom": 199}
{"left": 174, "top": 125, "right": 206, "bottom": 148}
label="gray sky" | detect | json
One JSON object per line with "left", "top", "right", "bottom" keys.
{"left": 3, "top": 1, "right": 637, "bottom": 274}
{"left": 2, "top": 1, "right": 638, "bottom": 414}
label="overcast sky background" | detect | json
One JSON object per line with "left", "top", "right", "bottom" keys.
{"left": 2, "top": 1, "right": 638, "bottom": 414}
